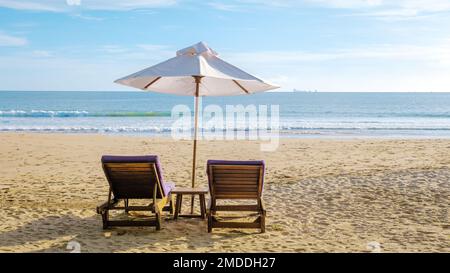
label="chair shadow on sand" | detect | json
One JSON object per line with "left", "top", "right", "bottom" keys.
{"left": 0, "top": 210, "right": 258, "bottom": 253}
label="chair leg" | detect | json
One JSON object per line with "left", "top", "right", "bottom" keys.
{"left": 169, "top": 195, "right": 175, "bottom": 215}
{"left": 178, "top": 195, "right": 183, "bottom": 214}
{"left": 199, "top": 194, "right": 206, "bottom": 219}
{"left": 174, "top": 194, "right": 182, "bottom": 220}
{"left": 260, "top": 210, "right": 266, "bottom": 233}
{"left": 207, "top": 211, "right": 213, "bottom": 233}
{"left": 155, "top": 211, "right": 162, "bottom": 230}
{"left": 124, "top": 199, "right": 129, "bottom": 214}
{"left": 190, "top": 195, "right": 195, "bottom": 215}
{"left": 101, "top": 210, "right": 109, "bottom": 230}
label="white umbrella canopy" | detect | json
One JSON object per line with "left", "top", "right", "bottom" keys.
{"left": 115, "top": 42, "right": 279, "bottom": 214}
{"left": 114, "top": 41, "right": 278, "bottom": 96}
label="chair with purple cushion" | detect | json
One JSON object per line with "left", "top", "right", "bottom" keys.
{"left": 206, "top": 160, "right": 266, "bottom": 233}
{"left": 96, "top": 155, "right": 175, "bottom": 230}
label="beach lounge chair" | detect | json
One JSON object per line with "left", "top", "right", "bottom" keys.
{"left": 96, "top": 155, "right": 175, "bottom": 230}
{"left": 206, "top": 160, "right": 266, "bottom": 233}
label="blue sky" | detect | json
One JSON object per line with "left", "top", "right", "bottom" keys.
{"left": 0, "top": 0, "right": 450, "bottom": 92}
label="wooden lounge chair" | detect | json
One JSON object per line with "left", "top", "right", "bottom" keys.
{"left": 206, "top": 160, "right": 266, "bottom": 233}
{"left": 96, "top": 155, "right": 175, "bottom": 230}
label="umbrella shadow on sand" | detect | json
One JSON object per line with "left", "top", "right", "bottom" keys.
{"left": 0, "top": 211, "right": 258, "bottom": 253}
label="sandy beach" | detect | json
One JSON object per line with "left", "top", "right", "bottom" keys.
{"left": 0, "top": 133, "right": 448, "bottom": 252}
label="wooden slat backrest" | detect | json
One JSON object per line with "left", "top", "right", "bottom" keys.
{"left": 208, "top": 164, "right": 263, "bottom": 200}
{"left": 102, "top": 162, "right": 162, "bottom": 199}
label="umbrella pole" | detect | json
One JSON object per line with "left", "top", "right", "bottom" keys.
{"left": 191, "top": 76, "right": 202, "bottom": 214}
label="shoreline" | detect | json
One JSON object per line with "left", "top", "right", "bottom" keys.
{"left": 2, "top": 131, "right": 450, "bottom": 140}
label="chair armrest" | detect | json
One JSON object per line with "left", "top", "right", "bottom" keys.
{"left": 96, "top": 198, "right": 119, "bottom": 214}
{"left": 96, "top": 201, "right": 109, "bottom": 214}
{"left": 165, "top": 181, "right": 176, "bottom": 196}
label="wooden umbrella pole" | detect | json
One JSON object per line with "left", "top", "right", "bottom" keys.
{"left": 191, "top": 76, "right": 202, "bottom": 214}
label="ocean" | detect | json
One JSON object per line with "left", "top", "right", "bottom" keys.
{"left": 1, "top": 91, "right": 450, "bottom": 138}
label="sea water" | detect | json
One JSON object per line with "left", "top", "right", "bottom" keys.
{"left": 1, "top": 91, "right": 450, "bottom": 138}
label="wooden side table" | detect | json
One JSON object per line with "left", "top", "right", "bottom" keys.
{"left": 172, "top": 187, "right": 209, "bottom": 219}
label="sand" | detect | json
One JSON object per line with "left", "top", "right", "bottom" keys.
{"left": 0, "top": 133, "right": 449, "bottom": 252}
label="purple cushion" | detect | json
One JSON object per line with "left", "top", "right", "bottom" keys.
{"left": 163, "top": 181, "right": 175, "bottom": 196}
{"left": 101, "top": 155, "right": 172, "bottom": 196}
{"left": 206, "top": 160, "right": 265, "bottom": 192}
{"left": 207, "top": 160, "right": 265, "bottom": 170}
{"left": 101, "top": 155, "right": 159, "bottom": 164}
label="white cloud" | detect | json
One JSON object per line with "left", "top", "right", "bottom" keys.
{"left": 313, "top": 0, "right": 450, "bottom": 21}
{"left": 70, "top": 13, "right": 104, "bottom": 21}
{"left": 0, "top": 32, "right": 28, "bottom": 46}
{"left": 2, "top": 0, "right": 449, "bottom": 21}
{"left": 0, "top": 0, "right": 62, "bottom": 12}
{"left": 0, "top": 0, "right": 177, "bottom": 12}
{"left": 208, "top": 0, "right": 450, "bottom": 20}
{"left": 225, "top": 42, "right": 450, "bottom": 65}
{"left": 66, "top": 0, "right": 81, "bottom": 6}
{"left": 220, "top": 41, "right": 450, "bottom": 92}
{"left": 135, "top": 45, "right": 174, "bottom": 58}
{"left": 328, "top": 0, "right": 450, "bottom": 20}
{"left": 2, "top": 41, "right": 450, "bottom": 92}
{"left": 393, "top": 0, "right": 450, "bottom": 13}
{"left": 136, "top": 44, "right": 170, "bottom": 52}
{"left": 100, "top": 45, "right": 129, "bottom": 54}
{"left": 239, "top": 0, "right": 450, "bottom": 11}
{"left": 97, "top": 44, "right": 174, "bottom": 60}
{"left": 32, "top": 50, "right": 52, "bottom": 57}
{"left": 84, "top": 0, "right": 177, "bottom": 11}
{"left": 305, "top": 0, "right": 383, "bottom": 9}
{"left": 2, "top": 0, "right": 450, "bottom": 16}
{"left": 207, "top": 2, "right": 242, "bottom": 11}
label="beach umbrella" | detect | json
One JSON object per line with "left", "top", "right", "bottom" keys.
{"left": 114, "top": 41, "right": 279, "bottom": 213}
